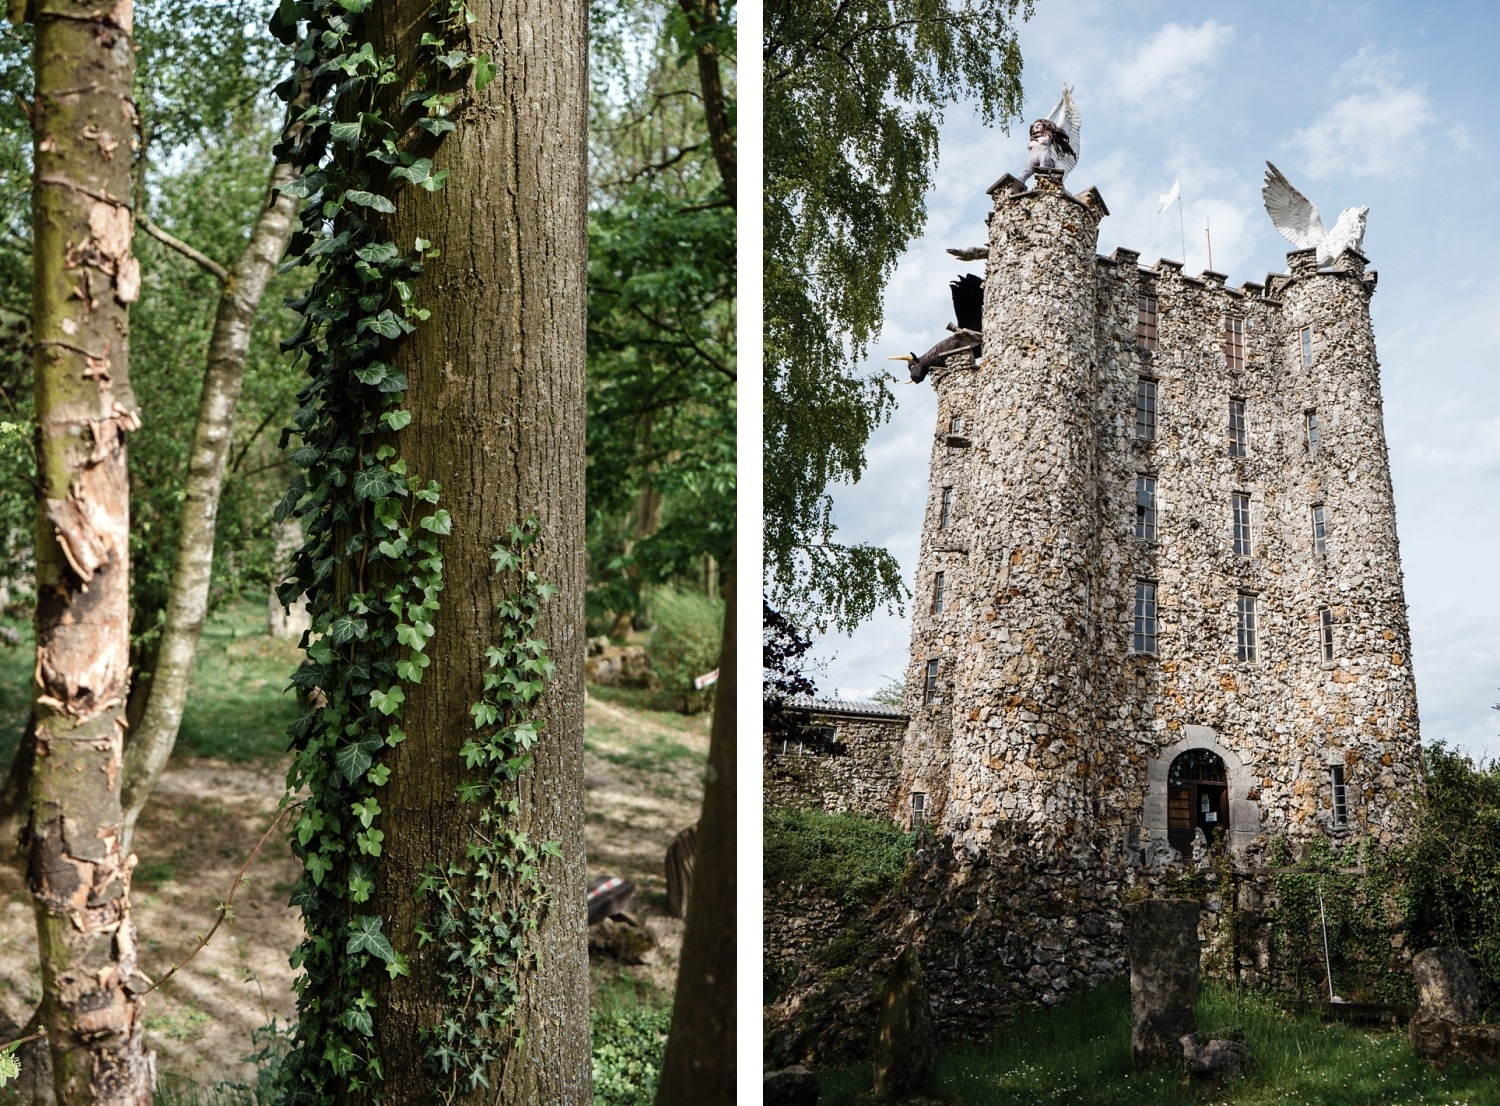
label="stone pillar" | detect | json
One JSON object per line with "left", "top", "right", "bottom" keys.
{"left": 1126, "top": 898, "right": 1200, "bottom": 1068}
{"left": 871, "top": 944, "right": 935, "bottom": 1099}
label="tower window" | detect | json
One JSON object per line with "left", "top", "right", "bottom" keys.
{"left": 1312, "top": 505, "right": 1328, "bottom": 555}
{"left": 939, "top": 486, "right": 954, "bottom": 528}
{"left": 923, "top": 659, "right": 939, "bottom": 705}
{"left": 911, "top": 791, "right": 927, "bottom": 828}
{"left": 1137, "top": 294, "right": 1158, "bottom": 351}
{"left": 1300, "top": 326, "right": 1314, "bottom": 368}
{"left": 1305, "top": 410, "right": 1321, "bottom": 456}
{"left": 1228, "top": 398, "right": 1247, "bottom": 458}
{"left": 1236, "top": 593, "right": 1258, "bottom": 662}
{"left": 1132, "top": 581, "right": 1158, "bottom": 655}
{"left": 1135, "top": 378, "right": 1157, "bottom": 440}
{"left": 1223, "top": 316, "right": 1244, "bottom": 371}
{"left": 950, "top": 415, "right": 965, "bottom": 435}
{"left": 932, "top": 571, "right": 946, "bottom": 613}
{"left": 1135, "top": 476, "right": 1157, "bottom": 541}
{"left": 1330, "top": 764, "right": 1348, "bottom": 825}
{"left": 1232, "top": 492, "right": 1253, "bottom": 556}
{"left": 1319, "top": 605, "right": 1335, "bottom": 662}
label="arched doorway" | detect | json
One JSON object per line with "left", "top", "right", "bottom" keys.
{"left": 1167, "top": 748, "right": 1227, "bottom": 857}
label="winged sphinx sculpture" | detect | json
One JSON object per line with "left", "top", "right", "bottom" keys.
{"left": 1261, "top": 162, "right": 1368, "bottom": 268}
{"left": 1020, "top": 85, "right": 1081, "bottom": 183}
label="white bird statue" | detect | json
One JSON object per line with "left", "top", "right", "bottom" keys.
{"left": 1261, "top": 162, "right": 1368, "bottom": 268}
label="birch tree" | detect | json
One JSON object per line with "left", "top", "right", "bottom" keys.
{"left": 13, "top": 0, "right": 154, "bottom": 1098}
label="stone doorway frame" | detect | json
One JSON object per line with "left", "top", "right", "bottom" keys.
{"left": 1144, "top": 725, "right": 1261, "bottom": 854}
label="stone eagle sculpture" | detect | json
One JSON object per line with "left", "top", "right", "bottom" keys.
{"left": 1261, "top": 162, "right": 1368, "bottom": 268}
{"left": 1020, "top": 85, "right": 1081, "bottom": 183}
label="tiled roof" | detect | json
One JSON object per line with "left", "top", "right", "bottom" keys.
{"left": 779, "top": 694, "right": 907, "bottom": 720}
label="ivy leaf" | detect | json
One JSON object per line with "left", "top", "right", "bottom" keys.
{"left": 335, "top": 735, "right": 383, "bottom": 784}
{"left": 354, "top": 362, "right": 390, "bottom": 387}
{"left": 347, "top": 915, "right": 397, "bottom": 964}
{"left": 329, "top": 614, "right": 368, "bottom": 645}
{"left": 418, "top": 169, "right": 450, "bottom": 193}
{"left": 353, "top": 467, "right": 399, "bottom": 501}
{"left": 370, "top": 686, "right": 405, "bottom": 716}
{"left": 307, "top": 230, "right": 352, "bottom": 258}
{"left": 345, "top": 190, "right": 396, "bottom": 214}
{"left": 417, "top": 117, "right": 457, "bottom": 137}
{"left": 390, "top": 158, "right": 434, "bottom": 186}
{"left": 381, "top": 409, "right": 413, "bottom": 431}
{"left": 355, "top": 241, "right": 400, "bottom": 265}
{"left": 306, "top": 853, "right": 333, "bottom": 886}
{"left": 386, "top": 952, "right": 411, "bottom": 979}
{"left": 419, "top": 509, "right": 452, "bottom": 535}
{"left": 329, "top": 121, "right": 362, "bottom": 145}
{"left": 360, "top": 310, "right": 406, "bottom": 339}
{"left": 474, "top": 53, "right": 497, "bottom": 92}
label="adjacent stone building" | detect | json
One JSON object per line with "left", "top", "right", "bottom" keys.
{"left": 897, "top": 167, "right": 1422, "bottom": 859}
{"left": 765, "top": 695, "right": 907, "bottom": 817}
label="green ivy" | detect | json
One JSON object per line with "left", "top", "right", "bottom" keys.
{"left": 264, "top": 1, "right": 497, "bottom": 1100}
{"left": 415, "top": 518, "right": 558, "bottom": 1100}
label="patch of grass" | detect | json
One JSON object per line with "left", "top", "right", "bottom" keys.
{"left": 587, "top": 686, "right": 706, "bottom": 735}
{"left": 145, "top": 1009, "right": 212, "bottom": 1043}
{"left": 589, "top": 727, "right": 701, "bottom": 775}
{"left": 764, "top": 807, "right": 916, "bottom": 908}
{"left": 134, "top": 859, "right": 178, "bottom": 890}
{"left": 175, "top": 601, "right": 302, "bottom": 762}
{"left": 817, "top": 979, "right": 1500, "bottom": 1106}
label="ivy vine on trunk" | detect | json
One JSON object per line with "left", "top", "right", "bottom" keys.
{"left": 267, "top": 0, "right": 589, "bottom": 1101}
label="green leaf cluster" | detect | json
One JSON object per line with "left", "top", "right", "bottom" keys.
{"left": 763, "top": 0, "right": 1031, "bottom": 632}
{"left": 415, "top": 518, "right": 559, "bottom": 1101}
{"left": 264, "top": 0, "right": 485, "bottom": 1099}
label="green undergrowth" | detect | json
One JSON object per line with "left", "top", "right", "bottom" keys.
{"left": 175, "top": 601, "right": 303, "bottom": 761}
{"left": 818, "top": 979, "right": 1500, "bottom": 1106}
{"left": 591, "top": 969, "right": 672, "bottom": 1106}
{"left": 0, "top": 614, "right": 30, "bottom": 770}
{"left": 764, "top": 806, "right": 916, "bottom": 908}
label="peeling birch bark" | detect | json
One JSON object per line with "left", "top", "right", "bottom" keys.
{"left": 22, "top": 0, "right": 154, "bottom": 1100}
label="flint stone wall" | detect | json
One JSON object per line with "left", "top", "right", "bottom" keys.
{"left": 765, "top": 704, "right": 907, "bottom": 818}
{"left": 899, "top": 170, "right": 1422, "bottom": 856}
{"left": 764, "top": 832, "right": 1129, "bottom": 1065}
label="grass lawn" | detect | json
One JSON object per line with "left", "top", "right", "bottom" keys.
{"left": 819, "top": 979, "right": 1500, "bottom": 1106}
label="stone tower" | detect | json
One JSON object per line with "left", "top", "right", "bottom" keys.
{"left": 898, "top": 168, "right": 1422, "bottom": 858}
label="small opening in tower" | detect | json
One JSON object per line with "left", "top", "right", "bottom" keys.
{"left": 1223, "top": 316, "right": 1245, "bottom": 371}
{"left": 1300, "top": 325, "right": 1315, "bottom": 368}
{"left": 1228, "top": 398, "right": 1247, "bottom": 457}
{"left": 1312, "top": 504, "right": 1328, "bottom": 555}
{"left": 923, "top": 659, "right": 939, "bottom": 705}
{"left": 1330, "top": 764, "right": 1348, "bottom": 825}
{"left": 939, "top": 486, "right": 953, "bottom": 528}
{"left": 1319, "top": 606, "right": 1335, "bottom": 662}
{"left": 910, "top": 791, "right": 927, "bottom": 829}
{"left": 1135, "top": 378, "right": 1157, "bottom": 440}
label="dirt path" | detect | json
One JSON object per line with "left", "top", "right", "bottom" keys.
{"left": 0, "top": 692, "right": 707, "bottom": 1093}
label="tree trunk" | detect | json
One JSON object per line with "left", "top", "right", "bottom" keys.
{"left": 607, "top": 476, "right": 662, "bottom": 641}
{"left": 655, "top": 567, "right": 735, "bottom": 1104}
{"left": 119, "top": 149, "right": 303, "bottom": 845}
{"left": 21, "top": 0, "right": 153, "bottom": 1100}
{"left": 676, "top": 0, "right": 735, "bottom": 208}
{"left": 355, "top": 2, "right": 591, "bottom": 1101}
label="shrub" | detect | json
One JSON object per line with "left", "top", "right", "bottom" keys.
{"left": 764, "top": 807, "right": 917, "bottom": 907}
{"left": 591, "top": 1005, "right": 672, "bottom": 1106}
{"left": 1396, "top": 741, "right": 1500, "bottom": 1012}
{"left": 644, "top": 586, "right": 722, "bottom": 714}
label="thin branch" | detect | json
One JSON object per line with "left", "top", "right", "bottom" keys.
{"left": 138, "top": 216, "right": 229, "bottom": 283}
{"left": 228, "top": 406, "right": 283, "bottom": 476}
{"left": 135, "top": 803, "right": 293, "bottom": 999}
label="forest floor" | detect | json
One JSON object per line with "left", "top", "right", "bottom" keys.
{"left": 0, "top": 604, "right": 708, "bottom": 1098}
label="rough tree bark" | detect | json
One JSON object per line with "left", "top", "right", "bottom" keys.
{"left": 655, "top": 569, "right": 735, "bottom": 1104}
{"left": 119, "top": 137, "right": 304, "bottom": 846}
{"left": 354, "top": 2, "right": 591, "bottom": 1102}
{"left": 16, "top": 0, "right": 154, "bottom": 1100}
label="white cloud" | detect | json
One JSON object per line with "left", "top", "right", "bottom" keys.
{"left": 1449, "top": 124, "right": 1477, "bottom": 154}
{"left": 1291, "top": 49, "right": 1436, "bottom": 179}
{"left": 1108, "top": 21, "right": 1235, "bottom": 110}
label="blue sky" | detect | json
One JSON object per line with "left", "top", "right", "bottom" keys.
{"left": 804, "top": 1, "right": 1500, "bottom": 759}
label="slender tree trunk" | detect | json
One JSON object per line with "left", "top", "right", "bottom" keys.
{"left": 20, "top": 0, "right": 153, "bottom": 1100}
{"left": 607, "top": 473, "right": 662, "bottom": 641}
{"left": 355, "top": 2, "right": 591, "bottom": 1101}
{"left": 655, "top": 567, "right": 735, "bottom": 1104}
{"left": 677, "top": 0, "right": 735, "bottom": 208}
{"left": 119, "top": 151, "right": 303, "bottom": 846}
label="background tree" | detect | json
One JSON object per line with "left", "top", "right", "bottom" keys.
{"left": 14, "top": 0, "right": 153, "bottom": 1098}
{"left": 763, "top": 0, "right": 1032, "bottom": 633}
